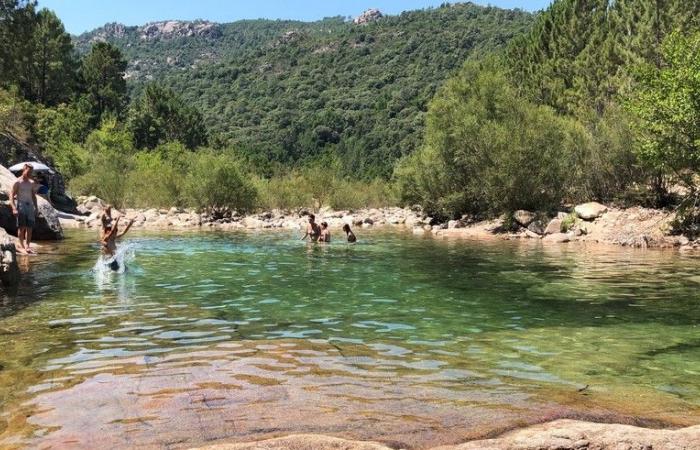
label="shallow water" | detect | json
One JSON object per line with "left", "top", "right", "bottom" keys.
{"left": 0, "top": 230, "right": 699, "bottom": 448}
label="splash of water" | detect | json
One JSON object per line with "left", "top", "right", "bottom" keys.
{"left": 93, "top": 243, "right": 135, "bottom": 282}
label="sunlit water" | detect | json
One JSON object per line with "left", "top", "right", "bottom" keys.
{"left": 0, "top": 230, "right": 699, "bottom": 449}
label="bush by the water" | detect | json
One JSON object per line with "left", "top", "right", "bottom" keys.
{"left": 66, "top": 124, "right": 394, "bottom": 212}
{"left": 394, "top": 60, "right": 638, "bottom": 219}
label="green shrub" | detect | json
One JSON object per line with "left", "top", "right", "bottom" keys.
{"left": 254, "top": 173, "right": 312, "bottom": 211}
{"left": 396, "top": 60, "right": 587, "bottom": 218}
{"left": 560, "top": 213, "right": 577, "bottom": 233}
{"left": 126, "top": 152, "right": 182, "bottom": 208}
{"left": 182, "top": 150, "right": 257, "bottom": 215}
{"left": 68, "top": 119, "right": 134, "bottom": 207}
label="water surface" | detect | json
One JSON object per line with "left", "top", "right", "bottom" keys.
{"left": 0, "top": 230, "right": 699, "bottom": 448}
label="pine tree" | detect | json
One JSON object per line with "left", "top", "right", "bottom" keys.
{"left": 80, "top": 42, "right": 128, "bottom": 124}
{"left": 31, "top": 9, "right": 76, "bottom": 105}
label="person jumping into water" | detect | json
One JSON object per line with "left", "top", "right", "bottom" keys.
{"left": 11, "top": 164, "right": 39, "bottom": 254}
{"left": 301, "top": 214, "right": 321, "bottom": 242}
{"left": 100, "top": 214, "right": 135, "bottom": 271}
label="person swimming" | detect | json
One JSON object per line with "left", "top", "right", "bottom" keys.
{"left": 343, "top": 224, "right": 357, "bottom": 243}
{"left": 319, "top": 222, "right": 331, "bottom": 243}
{"left": 100, "top": 213, "right": 135, "bottom": 271}
{"left": 301, "top": 214, "right": 321, "bottom": 242}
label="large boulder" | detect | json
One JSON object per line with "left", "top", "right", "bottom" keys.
{"left": 544, "top": 218, "right": 562, "bottom": 235}
{"left": 527, "top": 219, "right": 547, "bottom": 235}
{"left": 574, "top": 202, "right": 608, "bottom": 220}
{"left": 0, "top": 165, "right": 63, "bottom": 240}
{"left": 0, "top": 228, "right": 19, "bottom": 287}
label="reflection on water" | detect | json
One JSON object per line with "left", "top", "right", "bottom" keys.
{"left": 0, "top": 230, "right": 699, "bottom": 448}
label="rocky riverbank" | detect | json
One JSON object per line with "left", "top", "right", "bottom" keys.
{"left": 192, "top": 420, "right": 700, "bottom": 450}
{"left": 62, "top": 196, "right": 700, "bottom": 250}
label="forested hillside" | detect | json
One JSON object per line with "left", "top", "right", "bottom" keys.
{"left": 76, "top": 4, "right": 534, "bottom": 177}
{"left": 398, "top": 0, "right": 700, "bottom": 232}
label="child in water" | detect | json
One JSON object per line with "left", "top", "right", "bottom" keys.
{"left": 342, "top": 224, "right": 357, "bottom": 243}
{"left": 319, "top": 222, "right": 331, "bottom": 242}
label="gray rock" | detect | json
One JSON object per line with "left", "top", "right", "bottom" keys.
{"left": 0, "top": 230, "right": 19, "bottom": 287}
{"left": 354, "top": 8, "right": 383, "bottom": 25}
{"left": 574, "top": 202, "right": 608, "bottom": 220}
{"left": 544, "top": 218, "right": 562, "bottom": 235}
{"left": 543, "top": 233, "right": 571, "bottom": 243}
{"left": 527, "top": 219, "right": 547, "bottom": 235}
{"left": 513, "top": 210, "right": 536, "bottom": 227}
{"left": 524, "top": 229, "right": 541, "bottom": 239}
{"left": 448, "top": 219, "right": 464, "bottom": 229}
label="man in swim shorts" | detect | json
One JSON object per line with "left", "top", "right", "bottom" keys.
{"left": 11, "top": 164, "right": 39, "bottom": 254}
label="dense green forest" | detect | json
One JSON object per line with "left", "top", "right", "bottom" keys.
{"left": 75, "top": 4, "right": 534, "bottom": 177}
{"left": 2, "top": 0, "right": 699, "bottom": 232}
{"left": 397, "top": 0, "right": 700, "bottom": 233}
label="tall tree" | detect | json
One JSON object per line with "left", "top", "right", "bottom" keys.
{"left": 31, "top": 9, "right": 76, "bottom": 104}
{"left": 507, "top": 0, "right": 612, "bottom": 115}
{"left": 0, "top": 0, "right": 36, "bottom": 93}
{"left": 1, "top": 2, "right": 76, "bottom": 105}
{"left": 81, "top": 42, "right": 128, "bottom": 124}
{"left": 611, "top": 0, "right": 700, "bottom": 70}
{"left": 627, "top": 32, "right": 700, "bottom": 191}
{"left": 128, "top": 83, "right": 207, "bottom": 150}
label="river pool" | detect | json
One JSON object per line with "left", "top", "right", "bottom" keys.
{"left": 0, "top": 230, "right": 699, "bottom": 448}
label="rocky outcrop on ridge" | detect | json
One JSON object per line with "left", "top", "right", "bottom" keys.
{"left": 139, "top": 20, "right": 222, "bottom": 40}
{"left": 354, "top": 9, "right": 383, "bottom": 25}
{"left": 86, "top": 20, "right": 222, "bottom": 43}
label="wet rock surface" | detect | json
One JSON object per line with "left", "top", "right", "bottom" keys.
{"left": 193, "top": 420, "right": 700, "bottom": 450}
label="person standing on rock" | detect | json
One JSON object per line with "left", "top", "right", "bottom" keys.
{"left": 301, "top": 214, "right": 321, "bottom": 242}
{"left": 11, "top": 164, "right": 39, "bottom": 254}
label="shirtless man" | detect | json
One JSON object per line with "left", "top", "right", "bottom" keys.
{"left": 301, "top": 214, "right": 321, "bottom": 242}
{"left": 101, "top": 215, "right": 134, "bottom": 270}
{"left": 11, "top": 164, "right": 39, "bottom": 254}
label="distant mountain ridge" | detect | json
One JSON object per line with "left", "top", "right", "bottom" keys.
{"left": 74, "top": 2, "right": 534, "bottom": 177}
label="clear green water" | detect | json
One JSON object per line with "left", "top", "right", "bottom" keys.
{"left": 0, "top": 230, "right": 699, "bottom": 448}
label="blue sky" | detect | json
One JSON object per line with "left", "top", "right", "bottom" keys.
{"left": 38, "top": 1, "right": 551, "bottom": 35}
